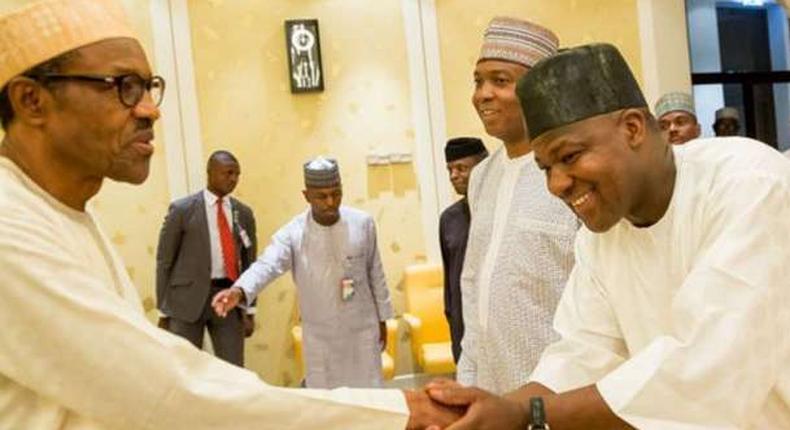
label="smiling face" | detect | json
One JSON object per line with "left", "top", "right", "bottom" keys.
{"left": 447, "top": 154, "right": 484, "bottom": 196}
{"left": 472, "top": 60, "right": 529, "bottom": 144}
{"left": 42, "top": 38, "right": 160, "bottom": 184}
{"left": 533, "top": 110, "right": 650, "bottom": 233}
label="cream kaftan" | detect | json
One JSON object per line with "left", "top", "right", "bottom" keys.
{"left": 531, "top": 138, "right": 790, "bottom": 429}
{"left": 458, "top": 147, "right": 577, "bottom": 394}
{"left": 0, "top": 157, "right": 407, "bottom": 430}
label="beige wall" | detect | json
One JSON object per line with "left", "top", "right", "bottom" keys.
{"left": 637, "top": 0, "right": 692, "bottom": 106}
{"left": 436, "top": 0, "right": 645, "bottom": 148}
{"left": 187, "top": 0, "right": 426, "bottom": 386}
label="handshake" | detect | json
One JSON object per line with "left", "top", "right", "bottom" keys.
{"left": 403, "top": 379, "right": 529, "bottom": 430}
{"left": 212, "top": 288, "right": 538, "bottom": 429}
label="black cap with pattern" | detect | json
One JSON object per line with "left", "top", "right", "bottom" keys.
{"left": 445, "top": 137, "right": 488, "bottom": 163}
{"left": 516, "top": 43, "right": 647, "bottom": 140}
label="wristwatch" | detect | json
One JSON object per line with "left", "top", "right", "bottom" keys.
{"left": 527, "top": 397, "right": 550, "bottom": 430}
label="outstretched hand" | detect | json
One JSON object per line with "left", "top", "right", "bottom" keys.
{"left": 425, "top": 384, "right": 527, "bottom": 430}
{"left": 404, "top": 388, "right": 465, "bottom": 430}
{"left": 211, "top": 287, "right": 243, "bottom": 317}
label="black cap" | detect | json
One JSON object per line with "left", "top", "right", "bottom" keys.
{"left": 517, "top": 43, "right": 647, "bottom": 140}
{"left": 444, "top": 137, "right": 488, "bottom": 162}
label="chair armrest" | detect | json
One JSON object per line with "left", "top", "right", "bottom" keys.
{"left": 291, "top": 325, "right": 304, "bottom": 372}
{"left": 291, "top": 325, "right": 303, "bottom": 343}
{"left": 385, "top": 319, "right": 398, "bottom": 357}
{"left": 402, "top": 313, "right": 422, "bottom": 332}
{"left": 401, "top": 313, "right": 423, "bottom": 366}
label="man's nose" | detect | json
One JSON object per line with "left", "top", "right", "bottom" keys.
{"left": 474, "top": 81, "right": 494, "bottom": 101}
{"left": 547, "top": 166, "right": 573, "bottom": 198}
{"left": 133, "top": 93, "right": 161, "bottom": 121}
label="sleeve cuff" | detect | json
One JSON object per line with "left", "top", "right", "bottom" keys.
{"left": 233, "top": 282, "right": 255, "bottom": 308}
{"left": 378, "top": 308, "right": 394, "bottom": 321}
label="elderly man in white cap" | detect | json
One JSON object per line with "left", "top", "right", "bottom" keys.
{"left": 458, "top": 16, "right": 578, "bottom": 395}
{"left": 654, "top": 91, "right": 701, "bottom": 145}
{"left": 0, "top": 1, "right": 460, "bottom": 428}
{"left": 213, "top": 157, "right": 395, "bottom": 390}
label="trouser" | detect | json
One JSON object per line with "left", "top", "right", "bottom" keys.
{"left": 167, "top": 278, "right": 244, "bottom": 367}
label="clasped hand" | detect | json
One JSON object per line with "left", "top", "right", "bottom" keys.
{"left": 405, "top": 379, "right": 527, "bottom": 430}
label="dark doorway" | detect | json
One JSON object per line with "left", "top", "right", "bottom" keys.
{"left": 714, "top": 6, "right": 777, "bottom": 146}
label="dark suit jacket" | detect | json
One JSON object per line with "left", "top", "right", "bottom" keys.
{"left": 439, "top": 198, "right": 470, "bottom": 363}
{"left": 156, "top": 191, "right": 258, "bottom": 323}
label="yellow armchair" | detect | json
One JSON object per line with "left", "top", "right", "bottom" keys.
{"left": 291, "top": 319, "right": 398, "bottom": 381}
{"left": 401, "top": 263, "right": 456, "bottom": 375}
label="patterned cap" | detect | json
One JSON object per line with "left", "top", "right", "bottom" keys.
{"left": 654, "top": 92, "right": 696, "bottom": 119}
{"left": 517, "top": 43, "right": 647, "bottom": 140}
{"left": 304, "top": 156, "right": 341, "bottom": 188}
{"left": 0, "top": 0, "right": 136, "bottom": 88}
{"left": 478, "top": 17, "right": 559, "bottom": 68}
{"left": 445, "top": 137, "right": 488, "bottom": 163}
{"left": 715, "top": 107, "right": 740, "bottom": 121}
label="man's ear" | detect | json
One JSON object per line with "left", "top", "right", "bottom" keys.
{"left": 302, "top": 189, "right": 309, "bottom": 203}
{"left": 619, "top": 108, "right": 649, "bottom": 150}
{"left": 6, "top": 77, "right": 50, "bottom": 127}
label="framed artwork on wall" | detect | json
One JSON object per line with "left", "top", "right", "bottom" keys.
{"left": 285, "top": 19, "right": 324, "bottom": 93}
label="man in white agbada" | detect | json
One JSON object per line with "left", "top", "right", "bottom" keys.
{"left": 212, "top": 157, "right": 393, "bottom": 389}
{"left": 458, "top": 16, "right": 577, "bottom": 394}
{"left": 424, "top": 43, "right": 790, "bottom": 430}
{"left": 0, "top": 0, "right": 461, "bottom": 428}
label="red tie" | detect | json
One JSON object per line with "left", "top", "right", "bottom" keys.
{"left": 216, "top": 197, "right": 239, "bottom": 281}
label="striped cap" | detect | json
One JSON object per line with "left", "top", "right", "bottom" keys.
{"left": 654, "top": 92, "right": 695, "bottom": 119}
{"left": 478, "top": 17, "right": 559, "bottom": 68}
{"left": 304, "top": 156, "right": 341, "bottom": 188}
{"left": 0, "top": 0, "right": 136, "bottom": 88}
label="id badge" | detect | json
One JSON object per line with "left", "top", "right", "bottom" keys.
{"left": 340, "top": 278, "right": 355, "bottom": 302}
{"left": 239, "top": 228, "right": 253, "bottom": 249}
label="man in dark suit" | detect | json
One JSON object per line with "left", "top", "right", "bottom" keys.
{"left": 156, "top": 150, "right": 257, "bottom": 366}
{"left": 439, "top": 137, "right": 487, "bottom": 363}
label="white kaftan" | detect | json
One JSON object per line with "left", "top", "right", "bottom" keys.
{"left": 530, "top": 137, "right": 790, "bottom": 429}
{"left": 0, "top": 157, "right": 407, "bottom": 430}
{"left": 458, "top": 147, "right": 578, "bottom": 394}
{"left": 235, "top": 206, "right": 393, "bottom": 389}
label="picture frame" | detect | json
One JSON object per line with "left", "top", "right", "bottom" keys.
{"left": 285, "top": 19, "right": 325, "bottom": 93}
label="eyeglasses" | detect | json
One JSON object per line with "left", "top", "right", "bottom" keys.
{"left": 29, "top": 73, "right": 166, "bottom": 108}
